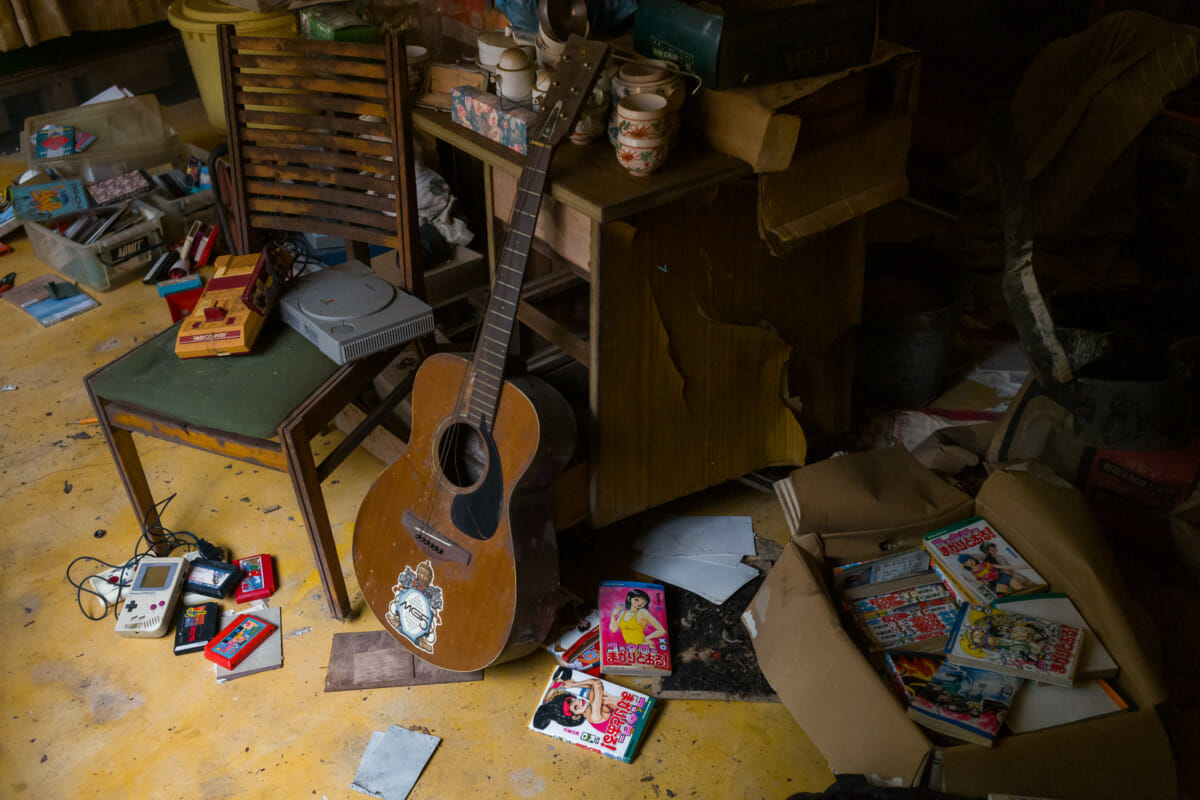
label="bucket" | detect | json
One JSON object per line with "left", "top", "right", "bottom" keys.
{"left": 853, "top": 243, "right": 973, "bottom": 409}
{"left": 167, "top": 0, "right": 298, "bottom": 130}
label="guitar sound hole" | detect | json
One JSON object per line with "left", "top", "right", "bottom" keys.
{"left": 436, "top": 422, "right": 488, "bottom": 489}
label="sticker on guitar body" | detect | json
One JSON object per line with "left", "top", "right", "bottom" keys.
{"left": 386, "top": 561, "right": 444, "bottom": 653}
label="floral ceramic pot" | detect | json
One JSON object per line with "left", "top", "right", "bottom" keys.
{"left": 615, "top": 132, "right": 669, "bottom": 177}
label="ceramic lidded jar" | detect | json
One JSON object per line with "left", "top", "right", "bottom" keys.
{"left": 494, "top": 47, "right": 536, "bottom": 103}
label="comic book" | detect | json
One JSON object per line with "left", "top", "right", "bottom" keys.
{"left": 844, "top": 580, "right": 951, "bottom": 618}
{"left": 544, "top": 608, "right": 602, "bottom": 676}
{"left": 528, "top": 666, "right": 656, "bottom": 763}
{"left": 598, "top": 580, "right": 671, "bottom": 676}
{"left": 945, "top": 604, "right": 1085, "bottom": 687}
{"left": 904, "top": 660, "right": 1022, "bottom": 746}
{"left": 10, "top": 180, "right": 89, "bottom": 222}
{"left": 994, "top": 593, "right": 1118, "bottom": 679}
{"left": 35, "top": 125, "right": 75, "bottom": 158}
{"left": 881, "top": 650, "right": 944, "bottom": 706}
{"left": 923, "top": 516, "right": 1048, "bottom": 606}
{"left": 831, "top": 547, "right": 934, "bottom": 600}
{"left": 851, "top": 595, "right": 961, "bottom": 652}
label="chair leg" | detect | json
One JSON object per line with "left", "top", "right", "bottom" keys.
{"left": 279, "top": 417, "right": 353, "bottom": 621}
{"left": 88, "top": 394, "right": 167, "bottom": 553}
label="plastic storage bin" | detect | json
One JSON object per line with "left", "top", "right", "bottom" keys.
{"left": 147, "top": 186, "right": 217, "bottom": 245}
{"left": 21, "top": 95, "right": 180, "bottom": 182}
{"left": 146, "top": 146, "right": 218, "bottom": 243}
{"left": 168, "top": 0, "right": 299, "bottom": 130}
{"left": 25, "top": 201, "right": 167, "bottom": 292}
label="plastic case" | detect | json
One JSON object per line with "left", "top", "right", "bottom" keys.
{"left": 24, "top": 201, "right": 167, "bottom": 291}
{"left": 145, "top": 143, "right": 217, "bottom": 244}
{"left": 21, "top": 95, "right": 180, "bottom": 182}
{"left": 147, "top": 186, "right": 216, "bottom": 244}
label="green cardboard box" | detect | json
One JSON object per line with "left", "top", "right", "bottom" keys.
{"left": 633, "top": 0, "right": 878, "bottom": 91}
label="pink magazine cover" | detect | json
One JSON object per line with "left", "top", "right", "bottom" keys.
{"left": 598, "top": 581, "right": 671, "bottom": 676}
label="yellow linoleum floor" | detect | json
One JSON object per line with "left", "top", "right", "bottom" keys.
{"left": 0, "top": 202, "right": 835, "bottom": 797}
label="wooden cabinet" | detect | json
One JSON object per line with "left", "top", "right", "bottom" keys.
{"left": 414, "top": 110, "right": 862, "bottom": 528}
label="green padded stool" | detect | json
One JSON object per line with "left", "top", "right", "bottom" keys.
{"left": 85, "top": 320, "right": 413, "bottom": 620}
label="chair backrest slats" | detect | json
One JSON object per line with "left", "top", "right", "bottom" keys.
{"left": 241, "top": 162, "right": 395, "bottom": 195}
{"left": 229, "top": 53, "right": 388, "bottom": 81}
{"left": 244, "top": 180, "right": 395, "bottom": 214}
{"left": 233, "top": 90, "right": 388, "bottom": 119}
{"left": 218, "top": 25, "right": 423, "bottom": 296}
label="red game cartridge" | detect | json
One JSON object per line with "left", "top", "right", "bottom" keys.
{"left": 235, "top": 553, "right": 276, "bottom": 603}
{"left": 203, "top": 613, "right": 276, "bottom": 670}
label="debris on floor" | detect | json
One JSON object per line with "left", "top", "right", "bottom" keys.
{"left": 351, "top": 724, "right": 440, "bottom": 800}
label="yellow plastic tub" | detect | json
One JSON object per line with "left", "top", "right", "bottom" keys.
{"left": 167, "top": 0, "right": 298, "bottom": 130}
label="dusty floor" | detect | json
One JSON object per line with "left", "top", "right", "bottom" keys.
{"left": 0, "top": 147, "right": 834, "bottom": 797}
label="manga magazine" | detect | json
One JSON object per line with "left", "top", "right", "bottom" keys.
{"left": 904, "top": 660, "right": 1022, "bottom": 746}
{"left": 851, "top": 595, "right": 961, "bottom": 651}
{"left": 946, "top": 604, "right": 1085, "bottom": 687}
{"left": 599, "top": 581, "right": 671, "bottom": 676}
{"left": 923, "top": 516, "right": 1048, "bottom": 606}
{"left": 528, "top": 667, "right": 656, "bottom": 763}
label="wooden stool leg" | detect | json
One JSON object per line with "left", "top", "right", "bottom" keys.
{"left": 88, "top": 394, "right": 166, "bottom": 553}
{"left": 279, "top": 419, "right": 352, "bottom": 620}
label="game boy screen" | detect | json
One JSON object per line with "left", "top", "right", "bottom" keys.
{"left": 141, "top": 565, "right": 172, "bottom": 589}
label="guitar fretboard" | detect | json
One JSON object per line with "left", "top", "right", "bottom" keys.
{"left": 466, "top": 137, "right": 556, "bottom": 431}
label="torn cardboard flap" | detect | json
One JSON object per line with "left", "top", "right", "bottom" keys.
{"left": 743, "top": 536, "right": 932, "bottom": 783}
{"left": 691, "top": 41, "right": 919, "bottom": 173}
{"left": 774, "top": 445, "right": 974, "bottom": 561}
{"left": 975, "top": 469, "right": 1169, "bottom": 709}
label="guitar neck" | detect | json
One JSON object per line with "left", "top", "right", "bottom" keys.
{"left": 467, "top": 140, "right": 555, "bottom": 431}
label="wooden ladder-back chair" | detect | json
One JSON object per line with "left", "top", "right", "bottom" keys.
{"left": 218, "top": 24, "right": 423, "bottom": 297}
{"left": 85, "top": 27, "right": 428, "bottom": 621}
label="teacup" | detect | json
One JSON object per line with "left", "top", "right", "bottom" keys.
{"left": 535, "top": 24, "right": 567, "bottom": 68}
{"left": 615, "top": 132, "right": 669, "bottom": 177}
{"left": 571, "top": 92, "right": 609, "bottom": 145}
{"left": 406, "top": 45, "right": 430, "bottom": 94}
{"left": 615, "top": 94, "right": 669, "bottom": 140}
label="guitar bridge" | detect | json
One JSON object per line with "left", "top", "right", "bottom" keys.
{"left": 401, "top": 511, "right": 471, "bottom": 565}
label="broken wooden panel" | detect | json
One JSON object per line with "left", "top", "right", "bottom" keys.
{"left": 592, "top": 178, "right": 818, "bottom": 528}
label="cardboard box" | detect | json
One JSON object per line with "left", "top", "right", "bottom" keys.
{"left": 744, "top": 467, "right": 1177, "bottom": 798}
{"left": 450, "top": 86, "right": 539, "bottom": 155}
{"left": 690, "top": 41, "right": 918, "bottom": 173}
{"left": 633, "top": 0, "right": 879, "bottom": 91}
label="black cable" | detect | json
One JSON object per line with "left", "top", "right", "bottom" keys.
{"left": 69, "top": 493, "right": 210, "bottom": 621}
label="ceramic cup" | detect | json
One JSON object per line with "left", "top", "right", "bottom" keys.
{"left": 476, "top": 29, "right": 518, "bottom": 73}
{"left": 535, "top": 23, "right": 567, "bottom": 68}
{"left": 406, "top": 45, "right": 430, "bottom": 94}
{"left": 495, "top": 48, "right": 535, "bottom": 103}
{"left": 615, "top": 93, "right": 669, "bottom": 140}
{"left": 571, "top": 91, "right": 609, "bottom": 145}
{"left": 608, "top": 60, "right": 685, "bottom": 146}
{"left": 615, "top": 132, "right": 669, "bottom": 177}
{"left": 532, "top": 69, "right": 553, "bottom": 109}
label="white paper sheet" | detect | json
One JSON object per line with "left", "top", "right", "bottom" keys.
{"left": 632, "top": 514, "right": 756, "bottom": 559}
{"left": 631, "top": 553, "right": 759, "bottom": 605}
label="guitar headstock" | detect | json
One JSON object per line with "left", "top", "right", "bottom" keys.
{"left": 533, "top": 36, "right": 611, "bottom": 150}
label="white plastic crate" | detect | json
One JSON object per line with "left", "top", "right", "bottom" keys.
{"left": 22, "top": 95, "right": 180, "bottom": 182}
{"left": 24, "top": 201, "right": 166, "bottom": 291}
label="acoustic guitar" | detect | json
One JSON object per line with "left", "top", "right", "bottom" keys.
{"left": 353, "top": 36, "right": 610, "bottom": 672}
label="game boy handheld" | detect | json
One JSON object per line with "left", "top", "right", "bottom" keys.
{"left": 114, "top": 557, "right": 187, "bottom": 638}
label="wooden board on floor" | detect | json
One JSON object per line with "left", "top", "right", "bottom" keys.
{"left": 324, "top": 630, "right": 483, "bottom": 691}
